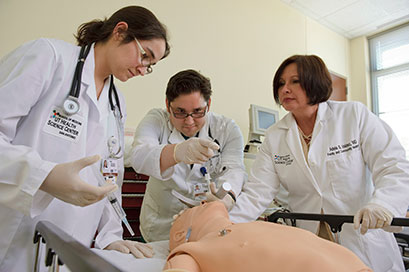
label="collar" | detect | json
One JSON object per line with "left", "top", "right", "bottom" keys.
{"left": 276, "top": 101, "right": 332, "bottom": 131}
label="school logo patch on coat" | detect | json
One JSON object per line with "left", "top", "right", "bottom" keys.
{"left": 273, "top": 154, "right": 293, "bottom": 166}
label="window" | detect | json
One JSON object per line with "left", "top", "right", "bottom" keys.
{"left": 369, "top": 23, "right": 409, "bottom": 159}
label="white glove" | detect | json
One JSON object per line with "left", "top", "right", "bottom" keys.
{"left": 105, "top": 240, "right": 153, "bottom": 258}
{"left": 174, "top": 138, "right": 219, "bottom": 164}
{"left": 40, "top": 155, "right": 117, "bottom": 207}
{"left": 205, "top": 182, "right": 235, "bottom": 211}
{"left": 353, "top": 203, "right": 401, "bottom": 234}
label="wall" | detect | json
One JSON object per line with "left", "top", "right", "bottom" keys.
{"left": 0, "top": 0, "right": 350, "bottom": 142}
{"left": 349, "top": 36, "right": 372, "bottom": 108}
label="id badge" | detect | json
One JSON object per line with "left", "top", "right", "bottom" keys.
{"left": 192, "top": 183, "right": 208, "bottom": 202}
{"left": 101, "top": 158, "right": 119, "bottom": 185}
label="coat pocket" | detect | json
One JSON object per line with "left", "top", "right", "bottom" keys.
{"left": 326, "top": 149, "right": 365, "bottom": 201}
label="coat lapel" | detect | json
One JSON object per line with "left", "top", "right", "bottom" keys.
{"left": 281, "top": 113, "right": 322, "bottom": 195}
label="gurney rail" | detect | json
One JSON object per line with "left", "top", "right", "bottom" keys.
{"left": 267, "top": 212, "right": 409, "bottom": 233}
{"left": 34, "top": 220, "right": 122, "bottom": 272}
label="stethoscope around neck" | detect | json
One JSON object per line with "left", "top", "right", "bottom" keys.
{"left": 63, "top": 44, "right": 124, "bottom": 158}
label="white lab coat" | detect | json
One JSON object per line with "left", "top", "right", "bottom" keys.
{"left": 130, "top": 108, "right": 247, "bottom": 242}
{"left": 0, "top": 39, "right": 125, "bottom": 272}
{"left": 230, "top": 101, "right": 409, "bottom": 272}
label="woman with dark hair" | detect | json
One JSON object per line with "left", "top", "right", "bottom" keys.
{"left": 0, "top": 6, "right": 169, "bottom": 271}
{"left": 229, "top": 55, "right": 409, "bottom": 271}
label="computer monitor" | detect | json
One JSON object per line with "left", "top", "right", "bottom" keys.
{"left": 248, "top": 104, "right": 279, "bottom": 142}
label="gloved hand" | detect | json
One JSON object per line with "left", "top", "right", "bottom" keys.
{"left": 40, "top": 155, "right": 117, "bottom": 207}
{"left": 174, "top": 138, "right": 219, "bottom": 164}
{"left": 353, "top": 203, "right": 401, "bottom": 234}
{"left": 105, "top": 240, "right": 154, "bottom": 258}
{"left": 205, "top": 182, "right": 235, "bottom": 211}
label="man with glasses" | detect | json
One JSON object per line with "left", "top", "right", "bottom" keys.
{"left": 129, "top": 69, "right": 247, "bottom": 242}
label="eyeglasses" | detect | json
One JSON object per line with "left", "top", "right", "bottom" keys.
{"left": 134, "top": 38, "right": 153, "bottom": 74}
{"left": 169, "top": 105, "right": 208, "bottom": 119}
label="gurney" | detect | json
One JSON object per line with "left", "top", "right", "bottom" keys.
{"left": 33, "top": 221, "right": 121, "bottom": 272}
{"left": 395, "top": 228, "right": 409, "bottom": 269}
{"left": 33, "top": 221, "right": 169, "bottom": 272}
{"left": 267, "top": 211, "right": 409, "bottom": 269}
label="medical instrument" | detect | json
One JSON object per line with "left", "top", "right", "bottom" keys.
{"left": 218, "top": 228, "right": 230, "bottom": 237}
{"left": 200, "top": 166, "right": 211, "bottom": 190}
{"left": 200, "top": 166, "right": 232, "bottom": 200}
{"left": 171, "top": 189, "right": 201, "bottom": 207}
{"left": 107, "top": 75, "right": 124, "bottom": 158}
{"left": 107, "top": 193, "right": 135, "bottom": 236}
{"left": 107, "top": 99, "right": 124, "bottom": 159}
{"left": 63, "top": 44, "right": 124, "bottom": 160}
{"left": 185, "top": 227, "right": 192, "bottom": 242}
{"left": 215, "top": 182, "right": 232, "bottom": 199}
{"left": 63, "top": 44, "right": 122, "bottom": 120}
{"left": 203, "top": 152, "right": 225, "bottom": 176}
{"left": 94, "top": 167, "right": 135, "bottom": 236}
{"left": 63, "top": 45, "right": 91, "bottom": 115}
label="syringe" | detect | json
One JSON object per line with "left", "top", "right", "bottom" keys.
{"left": 95, "top": 165, "right": 135, "bottom": 236}
{"left": 200, "top": 166, "right": 211, "bottom": 190}
{"left": 106, "top": 192, "right": 135, "bottom": 236}
{"left": 200, "top": 166, "right": 232, "bottom": 199}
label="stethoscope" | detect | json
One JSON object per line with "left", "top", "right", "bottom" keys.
{"left": 63, "top": 44, "right": 123, "bottom": 158}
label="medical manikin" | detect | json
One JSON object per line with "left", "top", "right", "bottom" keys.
{"left": 164, "top": 201, "right": 372, "bottom": 272}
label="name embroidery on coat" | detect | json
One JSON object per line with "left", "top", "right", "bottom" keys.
{"left": 327, "top": 139, "right": 359, "bottom": 157}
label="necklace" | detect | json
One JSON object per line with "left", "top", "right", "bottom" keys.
{"left": 298, "top": 127, "right": 312, "bottom": 144}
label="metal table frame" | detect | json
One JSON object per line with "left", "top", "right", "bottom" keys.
{"left": 33, "top": 220, "right": 122, "bottom": 272}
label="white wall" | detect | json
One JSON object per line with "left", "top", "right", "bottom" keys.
{"left": 349, "top": 37, "right": 372, "bottom": 107}
{"left": 0, "top": 0, "right": 350, "bottom": 142}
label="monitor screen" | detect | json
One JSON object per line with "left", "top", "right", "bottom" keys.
{"left": 248, "top": 104, "right": 279, "bottom": 141}
{"left": 258, "top": 110, "right": 277, "bottom": 130}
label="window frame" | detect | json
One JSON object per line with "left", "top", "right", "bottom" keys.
{"left": 369, "top": 22, "right": 409, "bottom": 115}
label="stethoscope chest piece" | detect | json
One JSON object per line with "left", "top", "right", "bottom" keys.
{"left": 108, "top": 135, "right": 122, "bottom": 158}
{"left": 108, "top": 136, "right": 119, "bottom": 150}
{"left": 63, "top": 95, "right": 80, "bottom": 115}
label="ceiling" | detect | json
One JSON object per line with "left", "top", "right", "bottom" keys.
{"left": 280, "top": 0, "right": 409, "bottom": 39}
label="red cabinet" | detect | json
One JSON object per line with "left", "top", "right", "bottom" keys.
{"left": 122, "top": 167, "right": 148, "bottom": 241}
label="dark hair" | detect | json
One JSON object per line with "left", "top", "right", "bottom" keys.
{"left": 272, "top": 55, "right": 332, "bottom": 105}
{"left": 166, "top": 69, "right": 212, "bottom": 104}
{"left": 75, "top": 6, "right": 170, "bottom": 59}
